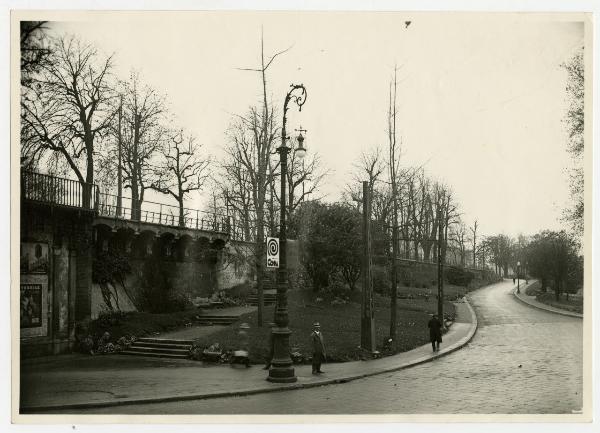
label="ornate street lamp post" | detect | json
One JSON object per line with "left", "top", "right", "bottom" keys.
{"left": 267, "top": 84, "right": 307, "bottom": 383}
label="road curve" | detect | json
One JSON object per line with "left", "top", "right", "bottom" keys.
{"left": 51, "top": 280, "right": 584, "bottom": 414}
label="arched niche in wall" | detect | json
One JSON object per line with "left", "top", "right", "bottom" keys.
{"left": 175, "top": 234, "right": 194, "bottom": 262}
{"left": 92, "top": 224, "right": 113, "bottom": 255}
{"left": 157, "top": 232, "right": 176, "bottom": 260}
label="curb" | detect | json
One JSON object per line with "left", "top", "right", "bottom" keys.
{"left": 512, "top": 287, "right": 582, "bottom": 319}
{"left": 22, "top": 299, "right": 479, "bottom": 413}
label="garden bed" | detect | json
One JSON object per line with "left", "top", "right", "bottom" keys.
{"left": 524, "top": 281, "right": 583, "bottom": 314}
{"left": 535, "top": 292, "right": 583, "bottom": 314}
{"left": 83, "top": 309, "right": 203, "bottom": 343}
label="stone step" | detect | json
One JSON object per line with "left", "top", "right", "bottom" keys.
{"left": 195, "top": 316, "right": 239, "bottom": 325}
{"left": 128, "top": 342, "right": 191, "bottom": 351}
{"left": 137, "top": 337, "right": 195, "bottom": 345}
{"left": 247, "top": 296, "right": 277, "bottom": 302}
{"left": 120, "top": 337, "right": 193, "bottom": 360}
{"left": 247, "top": 297, "right": 276, "bottom": 306}
{"left": 120, "top": 350, "right": 189, "bottom": 359}
{"left": 126, "top": 345, "right": 190, "bottom": 355}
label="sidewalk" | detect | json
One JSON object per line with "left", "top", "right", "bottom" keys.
{"left": 20, "top": 299, "right": 477, "bottom": 412}
{"left": 512, "top": 283, "right": 583, "bottom": 319}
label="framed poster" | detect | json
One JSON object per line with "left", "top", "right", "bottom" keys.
{"left": 20, "top": 274, "right": 48, "bottom": 338}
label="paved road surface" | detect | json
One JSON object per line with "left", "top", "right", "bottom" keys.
{"left": 48, "top": 280, "right": 583, "bottom": 414}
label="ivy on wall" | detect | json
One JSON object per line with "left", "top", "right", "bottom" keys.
{"left": 92, "top": 250, "right": 132, "bottom": 311}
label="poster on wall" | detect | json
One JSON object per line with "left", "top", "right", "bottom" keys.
{"left": 20, "top": 284, "right": 42, "bottom": 328}
{"left": 20, "top": 242, "right": 49, "bottom": 274}
{"left": 20, "top": 275, "right": 48, "bottom": 338}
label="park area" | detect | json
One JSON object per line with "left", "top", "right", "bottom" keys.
{"left": 79, "top": 281, "right": 486, "bottom": 364}
{"left": 191, "top": 287, "right": 459, "bottom": 363}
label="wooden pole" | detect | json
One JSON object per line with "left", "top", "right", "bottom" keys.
{"left": 117, "top": 95, "right": 123, "bottom": 217}
{"left": 437, "top": 207, "right": 444, "bottom": 324}
{"left": 361, "top": 181, "right": 376, "bottom": 353}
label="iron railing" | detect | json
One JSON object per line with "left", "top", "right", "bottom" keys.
{"left": 97, "top": 192, "right": 231, "bottom": 233}
{"left": 21, "top": 171, "right": 99, "bottom": 211}
{"left": 21, "top": 171, "right": 273, "bottom": 243}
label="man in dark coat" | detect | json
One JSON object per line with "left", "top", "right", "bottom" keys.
{"left": 428, "top": 314, "right": 443, "bottom": 352}
{"left": 310, "top": 321, "right": 326, "bottom": 374}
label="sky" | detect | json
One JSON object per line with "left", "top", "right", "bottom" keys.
{"left": 46, "top": 11, "right": 585, "bottom": 238}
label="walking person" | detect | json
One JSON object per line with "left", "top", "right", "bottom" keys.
{"left": 428, "top": 314, "right": 443, "bottom": 352}
{"left": 263, "top": 322, "right": 276, "bottom": 370}
{"left": 311, "top": 321, "right": 326, "bottom": 374}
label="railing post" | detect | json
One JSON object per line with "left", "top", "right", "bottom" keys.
{"left": 159, "top": 204, "right": 163, "bottom": 225}
{"left": 196, "top": 210, "right": 199, "bottom": 230}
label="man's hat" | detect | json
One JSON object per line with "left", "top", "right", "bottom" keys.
{"left": 313, "top": 321, "right": 320, "bottom": 327}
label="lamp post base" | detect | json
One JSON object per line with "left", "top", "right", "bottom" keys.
{"left": 266, "top": 366, "right": 297, "bottom": 383}
{"left": 266, "top": 326, "right": 297, "bottom": 383}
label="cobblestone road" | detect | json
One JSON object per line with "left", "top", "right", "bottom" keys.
{"left": 56, "top": 280, "right": 583, "bottom": 414}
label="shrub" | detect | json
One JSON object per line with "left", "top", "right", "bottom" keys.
{"left": 445, "top": 266, "right": 475, "bottom": 287}
{"left": 226, "top": 282, "right": 253, "bottom": 300}
{"left": 297, "top": 202, "right": 362, "bottom": 291}
{"left": 372, "top": 266, "right": 390, "bottom": 295}
{"left": 323, "top": 274, "right": 349, "bottom": 299}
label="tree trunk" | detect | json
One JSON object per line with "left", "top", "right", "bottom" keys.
{"left": 255, "top": 207, "right": 265, "bottom": 327}
{"left": 83, "top": 130, "right": 94, "bottom": 209}
{"left": 178, "top": 198, "right": 185, "bottom": 227}
{"left": 131, "top": 114, "right": 142, "bottom": 221}
{"left": 423, "top": 242, "right": 431, "bottom": 261}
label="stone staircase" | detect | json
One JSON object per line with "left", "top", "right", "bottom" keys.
{"left": 120, "top": 337, "right": 193, "bottom": 359}
{"left": 247, "top": 293, "right": 277, "bottom": 306}
{"left": 194, "top": 314, "right": 240, "bottom": 326}
{"left": 119, "top": 311, "right": 249, "bottom": 359}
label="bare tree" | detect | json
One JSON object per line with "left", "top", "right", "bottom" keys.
{"left": 21, "top": 35, "right": 114, "bottom": 201}
{"left": 561, "top": 48, "right": 584, "bottom": 236}
{"left": 230, "top": 32, "right": 290, "bottom": 327}
{"left": 221, "top": 158, "right": 254, "bottom": 242}
{"left": 450, "top": 221, "right": 468, "bottom": 266}
{"left": 151, "top": 130, "right": 211, "bottom": 226}
{"left": 119, "top": 72, "right": 167, "bottom": 220}
{"left": 285, "top": 136, "right": 328, "bottom": 219}
{"left": 345, "top": 146, "right": 385, "bottom": 207}
{"left": 20, "top": 21, "right": 52, "bottom": 89}
{"left": 387, "top": 66, "right": 401, "bottom": 341}
{"left": 469, "top": 220, "right": 479, "bottom": 268}
{"left": 224, "top": 104, "right": 278, "bottom": 327}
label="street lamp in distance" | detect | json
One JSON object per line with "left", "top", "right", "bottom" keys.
{"left": 517, "top": 260, "right": 521, "bottom": 294}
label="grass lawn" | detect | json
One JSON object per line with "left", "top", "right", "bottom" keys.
{"left": 194, "top": 288, "right": 456, "bottom": 364}
{"left": 85, "top": 281, "right": 478, "bottom": 362}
